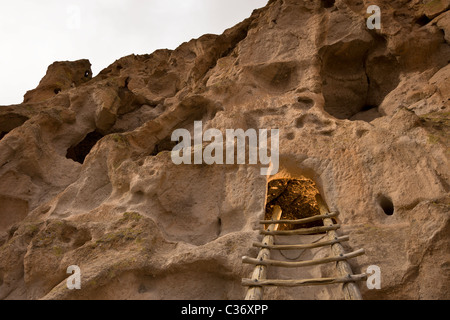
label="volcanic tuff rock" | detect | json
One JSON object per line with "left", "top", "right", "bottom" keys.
{"left": 0, "top": 0, "right": 449, "bottom": 300}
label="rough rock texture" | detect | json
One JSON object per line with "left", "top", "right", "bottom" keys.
{"left": 0, "top": 0, "right": 449, "bottom": 300}
{"left": 23, "top": 60, "right": 93, "bottom": 104}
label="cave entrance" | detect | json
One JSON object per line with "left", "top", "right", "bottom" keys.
{"left": 66, "top": 131, "right": 105, "bottom": 164}
{"left": 265, "top": 178, "right": 325, "bottom": 231}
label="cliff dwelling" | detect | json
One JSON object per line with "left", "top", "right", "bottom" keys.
{"left": 0, "top": 0, "right": 449, "bottom": 302}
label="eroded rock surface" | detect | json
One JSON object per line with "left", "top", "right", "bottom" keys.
{"left": 0, "top": 0, "right": 449, "bottom": 300}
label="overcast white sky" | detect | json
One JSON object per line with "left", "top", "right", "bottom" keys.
{"left": 0, "top": 0, "right": 267, "bottom": 105}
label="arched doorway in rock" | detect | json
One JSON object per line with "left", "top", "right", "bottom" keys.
{"left": 264, "top": 177, "right": 330, "bottom": 230}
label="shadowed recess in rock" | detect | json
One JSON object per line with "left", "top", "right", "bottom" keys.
{"left": 66, "top": 131, "right": 105, "bottom": 164}
{"left": 321, "top": 0, "right": 335, "bottom": 9}
{"left": 378, "top": 195, "right": 394, "bottom": 216}
{"left": 150, "top": 136, "right": 178, "bottom": 156}
{"left": 415, "top": 15, "right": 432, "bottom": 26}
{"left": 320, "top": 38, "right": 401, "bottom": 122}
{"left": 265, "top": 178, "right": 324, "bottom": 230}
{"left": 0, "top": 113, "right": 29, "bottom": 140}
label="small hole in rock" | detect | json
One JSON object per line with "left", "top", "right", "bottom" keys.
{"left": 415, "top": 15, "right": 431, "bottom": 26}
{"left": 54, "top": 88, "right": 62, "bottom": 94}
{"left": 322, "top": 0, "right": 335, "bottom": 8}
{"left": 84, "top": 71, "right": 90, "bottom": 78}
{"left": 133, "top": 191, "right": 145, "bottom": 201}
{"left": 361, "top": 105, "right": 377, "bottom": 112}
{"left": 379, "top": 195, "right": 394, "bottom": 216}
{"left": 296, "top": 97, "right": 315, "bottom": 109}
{"left": 286, "top": 132, "right": 295, "bottom": 140}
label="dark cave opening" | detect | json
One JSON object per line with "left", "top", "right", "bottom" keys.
{"left": 415, "top": 15, "right": 432, "bottom": 26}
{"left": 378, "top": 195, "right": 394, "bottom": 216}
{"left": 265, "top": 178, "right": 326, "bottom": 231}
{"left": 66, "top": 131, "right": 105, "bottom": 164}
{"left": 322, "top": 0, "right": 335, "bottom": 9}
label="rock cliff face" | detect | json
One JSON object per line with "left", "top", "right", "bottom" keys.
{"left": 0, "top": 0, "right": 449, "bottom": 300}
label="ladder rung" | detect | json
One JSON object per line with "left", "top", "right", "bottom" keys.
{"left": 253, "top": 235, "right": 349, "bottom": 250}
{"left": 242, "top": 273, "right": 368, "bottom": 287}
{"left": 242, "top": 249, "right": 365, "bottom": 268}
{"left": 260, "top": 224, "right": 340, "bottom": 236}
{"left": 260, "top": 212, "right": 339, "bottom": 225}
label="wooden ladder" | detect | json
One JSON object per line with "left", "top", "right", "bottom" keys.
{"left": 242, "top": 194, "right": 367, "bottom": 300}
